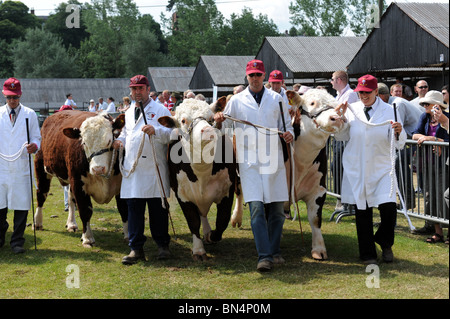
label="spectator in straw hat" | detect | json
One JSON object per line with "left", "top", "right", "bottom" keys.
{"left": 412, "top": 91, "right": 449, "bottom": 244}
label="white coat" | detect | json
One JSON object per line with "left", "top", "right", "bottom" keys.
{"left": 334, "top": 97, "right": 406, "bottom": 210}
{"left": 224, "top": 87, "right": 293, "bottom": 203}
{"left": 118, "top": 99, "right": 172, "bottom": 199}
{"left": 0, "top": 104, "right": 41, "bottom": 210}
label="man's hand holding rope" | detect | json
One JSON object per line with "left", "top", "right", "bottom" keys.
{"left": 334, "top": 101, "right": 403, "bottom": 135}
{"left": 214, "top": 112, "right": 294, "bottom": 144}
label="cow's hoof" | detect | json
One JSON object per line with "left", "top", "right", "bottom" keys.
{"left": 231, "top": 219, "right": 242, "bottom": 228}
{"left": 192, "top": 253, "right": 208, "bottom": 261}
{"left": 82, "top": 243, "right": 94, "bottom": 248}
{"left": 204, "top": 232, "right": 220, "bottom": 244}
{"left": 66, "top": 225, "right": 78, "bottom": 232}
{"left": 312, "top": 251, "right": 328, "bottom": 261}
{"left": 32, "top": 224, "right": 44, "bottom": 231}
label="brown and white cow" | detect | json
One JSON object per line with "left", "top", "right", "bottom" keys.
{"left": 158, "top": 97, "right": 239, "bottom": 260}
{"left": 33, "top": 110, "right": 128, "bottom": 247}
{"left": 230, "top": 89, "right": 347, "bottom": 260}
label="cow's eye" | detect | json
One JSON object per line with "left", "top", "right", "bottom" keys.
{"left": 181, "top": 119, "right": 186, "bottom": 124}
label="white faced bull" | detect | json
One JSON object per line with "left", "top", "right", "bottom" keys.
{"left": 158, "top": 97, "right": 239, "bottom": 260}
{"left": 63, "top": 113, "right": 124, "bottom": 178}
{"left": 283, "top": 89, "right": 348, "bottom": 260}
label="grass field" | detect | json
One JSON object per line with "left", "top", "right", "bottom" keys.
{"left": 0, "top": 178, "right": 448, "bottom": 300}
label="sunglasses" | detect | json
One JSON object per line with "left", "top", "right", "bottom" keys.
{"left": 358, "top": 90, "right": 374, "bottom": 95}
{"left": 417, "top": 86, "right": 428, "bottom": 89}
{"left": 420, "top": 103, "right": 432, "bottom": 107}
{"left": 248, "top": 73, "right": 264, "bottom": 78}
{"left": 6, "top": 96, "right": 20, "bottom": 100}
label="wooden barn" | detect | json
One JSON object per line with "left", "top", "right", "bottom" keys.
{"left": 188, "top": 55, "right": 254, "bottom": 98}
{"left": 347, "top": 2, "right": 449, "bottom": 88}
{"left": 255, "top": 36, "right": 366, "bottom": 86}
{"left": 146, "top": 67, "right": 195, "bottom": 95}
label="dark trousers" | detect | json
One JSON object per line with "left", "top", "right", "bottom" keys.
{"left": 126, "top": 198, "right": 170, "bottom": 251}
{"left": 355, "top": 202, "right": 397, "bottom": 261}
{"left": 0, "top": 208, "right": 28, "bottom": 248}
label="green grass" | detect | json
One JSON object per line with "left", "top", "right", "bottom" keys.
{"left": 0, "top": 179, "right": 448, "bottom": 299}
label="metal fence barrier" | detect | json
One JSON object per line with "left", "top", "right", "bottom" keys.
{"left": 326, "top": 137, "right": 449, "bottom": 226}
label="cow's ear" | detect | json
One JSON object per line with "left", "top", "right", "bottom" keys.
{"left": 286, "top": 90, "right": 302, "bottom": 109}
{"left": 113, "top": 113, "right": 126, "bottom": 131}
{"left": 158, "top": 116, "right": 177, "bottom": 128}
{"left": 63, "top": 127, "right": 81, "bottom": 139}
{"left": 211, "top": 96, "right": 227, "bottom": 113}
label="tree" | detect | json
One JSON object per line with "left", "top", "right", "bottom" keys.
{"left": 77, "top": 0, "right": 172, "bottom": 77}
{"left": 121, "top": 27, "right": 178, "bottom": 77}
{"left": 289, "top": 0, "right": 385, "bottom": 36}
{"left": 348, "top": 0, "right": 387, "bottom": 36}
{"left": 220, "top": 7, "right": 279, "bottom": 56}
{"left": 289, "top": 0, "right": 347, "bottom": 36}
{"left": 12, "top": 28, "right": 79, "bottom": 78}
{"left": 44, "top": 0, "right": 89, "bottom": 49}
{"left": 161, "top": 0, "right": 225, "bottom": 66}
{"left": 0, "top": 39, "right": 13, "bottom": 77}
{"left": 0, "top": 1, "right": 41, "bottom": 42}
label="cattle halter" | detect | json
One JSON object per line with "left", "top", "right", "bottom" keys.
{"left": 86, "top": 147, "right": 113, "bottom": 163}
{"left": 297, "top": 104, "right": 337, "bottom": 134}
{"left": 187, "top": 117, "right": 213, "bottom": 134}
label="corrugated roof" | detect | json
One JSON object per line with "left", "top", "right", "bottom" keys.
{"left": 200, "top": 55, "right": 254, "bottom": 86}
{"left": 147, "top": 67, "right": 195, "bottom": 93}
{"left": 0, "top": 78, "right": 130, "bottom": 110}
{"left": 396, "top": 2, "right": 449, "bottom": 47}
{"left": 264, "top": 36, "right": 366, "bottom": 74}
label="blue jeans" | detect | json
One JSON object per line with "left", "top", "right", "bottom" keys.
{"left": 248, "top": 201, "right": 285, "bottom": 262}
{"left": 127, "top": 198, "right": 170, "bottom": 251}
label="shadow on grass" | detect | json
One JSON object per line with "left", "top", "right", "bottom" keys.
{"left": 0, "top": 217, "right": 447, "bottom": 288}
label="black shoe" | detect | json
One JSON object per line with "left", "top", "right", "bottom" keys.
{"left": 157, "top": 246, "right": 172, "bottom": 260}
{"left": 257, "top": 260, "right": 273, "bottom": 272}
{"left": 122, "top": 249, "right": 146, "bottom": 265}
{"left": 411, "top": 226, "right": 434, "bottom": 235}
{"left": 382, "top": 247, "right": 394, "bottom": 263}
{"left": 12, "top": 246, "right": 25, "bottom": 254}
{"left": 362, "top": 258, "right": 378, "bottom": 265}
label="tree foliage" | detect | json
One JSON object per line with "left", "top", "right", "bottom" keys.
{"left": 161, "top": 0, "right": 225, "bottom": 66}
{"left": 12, "top": 28, "right": 78, "bottom": 78}
{"left": 289, "top": 0, "right": 385, "bottom": 36}
{"left": 220, "top": 7, "right": 279, "bottom": 56}
{"left": 1, "top": 0, "right": 384, "bottom": 78}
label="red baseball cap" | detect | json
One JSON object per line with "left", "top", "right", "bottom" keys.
{"left": 246, "top": 59, "right": 265, "bottom": 75}
{"left": 269, "top": 70, "right": 283, "bottom": 82}
{"left": 129, "top": 75, "right": 149, "bottom": 87}
{"left": 354, "top": 74, "right": 378, "bottom": 92}
{"left": 3, "top": 77, "right": 22, "bottom": 96}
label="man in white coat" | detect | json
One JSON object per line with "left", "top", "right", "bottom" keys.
{"left": 0, "top": 78, "right": 41, "bottom": 253}
{"left": 334, "top": 74, "right": 405, "bottom": 265}
{"left": 214, "top": 60, "right": 294, "bottom": 272}
{"left": 113, "top": 75, "right": 172, "bottom": 265}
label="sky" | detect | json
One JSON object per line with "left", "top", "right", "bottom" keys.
{"left": 17, "top": 0, "right": 450, "bottom": 34}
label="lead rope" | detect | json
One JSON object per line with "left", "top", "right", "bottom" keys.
{"left": 345, "top": 103, "right": 415, "bottom": 231}
{"left": 220, "top": 114, "right": 301, "bottom": 234}
{"left": 118, "top": 133, "right": 146, "bottom": 178}
{"left": 118, "top": 131, "right": 177, "bottom": 238}
{"left": 0, "top": 142, "right": 37, "bottom": 189}
{"left": 0, "top": 142, "right": 28, "bottom": 161}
